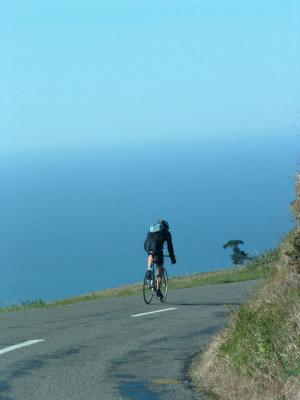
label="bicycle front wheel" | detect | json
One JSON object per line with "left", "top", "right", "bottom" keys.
{"left": 143, "top": 271, "right": 154, "bottom": 304}
{"left": 160, "top": 268, "right": 168, "bottom": 302}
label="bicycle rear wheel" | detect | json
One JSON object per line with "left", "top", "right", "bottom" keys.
{"left": 143, "top": 270, "right": 154, "bottom": 304}
{"left": 160, "top": 268, "right": 168, "bottom": 302}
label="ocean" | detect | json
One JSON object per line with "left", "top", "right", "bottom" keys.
{"left": 0, "top": 133, "right": 298, "bottom": 306}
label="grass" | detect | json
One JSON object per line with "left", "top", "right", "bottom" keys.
{"left": 171, "top": 248, "right": 279, "bottom": 290}
{"left": 0, "top": 249, "right": 279, "bottom": 313}
{"left": 191, "top": 230, "right": 300, "bottom": 400}
{"left": 0, "top": 284, "right": 142, "bottom": 313}
{"left": 219, "top": 286, "right": 300, "bottom": 380}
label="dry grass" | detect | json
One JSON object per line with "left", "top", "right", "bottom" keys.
{"left": 191, "top": 332, "right": 282, "bottom": 400}
{"left": 191, "top": 231, "right": 300, "bottom": 400}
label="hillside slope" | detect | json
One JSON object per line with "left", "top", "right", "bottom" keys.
{"left": 191, "top": 174, "right": 300, "bottom": 400}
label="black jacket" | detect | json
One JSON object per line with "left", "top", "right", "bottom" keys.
{"left": 144, "top": 229, "right": 175, "bottom": 258}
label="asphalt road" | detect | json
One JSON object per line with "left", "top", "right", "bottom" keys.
{"left": 0, "top": 280, "right": 259, "bottom": 400}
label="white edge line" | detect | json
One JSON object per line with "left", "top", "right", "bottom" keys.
{"left": 131, "top": 307, "right": 177, "bottom": 317}
{"left": 0, "top": 339, "right": 44, "bottom": 355}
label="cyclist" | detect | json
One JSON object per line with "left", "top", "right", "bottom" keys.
{"left": 144, "top": 219, "right": 176, "bottom": 300}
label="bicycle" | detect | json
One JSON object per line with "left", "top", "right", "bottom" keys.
{"left": 143, "top": 255, "right": 169, "bottom": 304}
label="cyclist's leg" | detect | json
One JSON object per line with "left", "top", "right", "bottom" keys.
{"left": 157, "top": 265, "right": 163, "bottom": 289}
{"left": 156, "top": 252, "right": 164, "bottom": 290}
{"left": 147, "top": 252, "right": 155, "bottom": 269}
{"left": 147, "top": 253, "right": 155, "bottom": 280}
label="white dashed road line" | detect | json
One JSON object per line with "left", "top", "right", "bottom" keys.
{"left": 131, "top": 308, "right": 177, "bottom": 317}
{"left": 0, "top": 340, "right": 44, "bottom": 355}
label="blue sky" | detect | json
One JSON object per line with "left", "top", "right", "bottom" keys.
{"left": 1, "top": 0, "right": 300, "bottom": 154}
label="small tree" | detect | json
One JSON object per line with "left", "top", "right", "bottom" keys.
{"left": 223, "top": 239, "right": 250, "bottom": 266}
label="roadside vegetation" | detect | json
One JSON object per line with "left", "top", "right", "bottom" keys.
{"left": 0, "top": 249, "right": 278, "bottom": 313}
{"left": 191, "top": 230, "right": 300, "bottom": 400}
